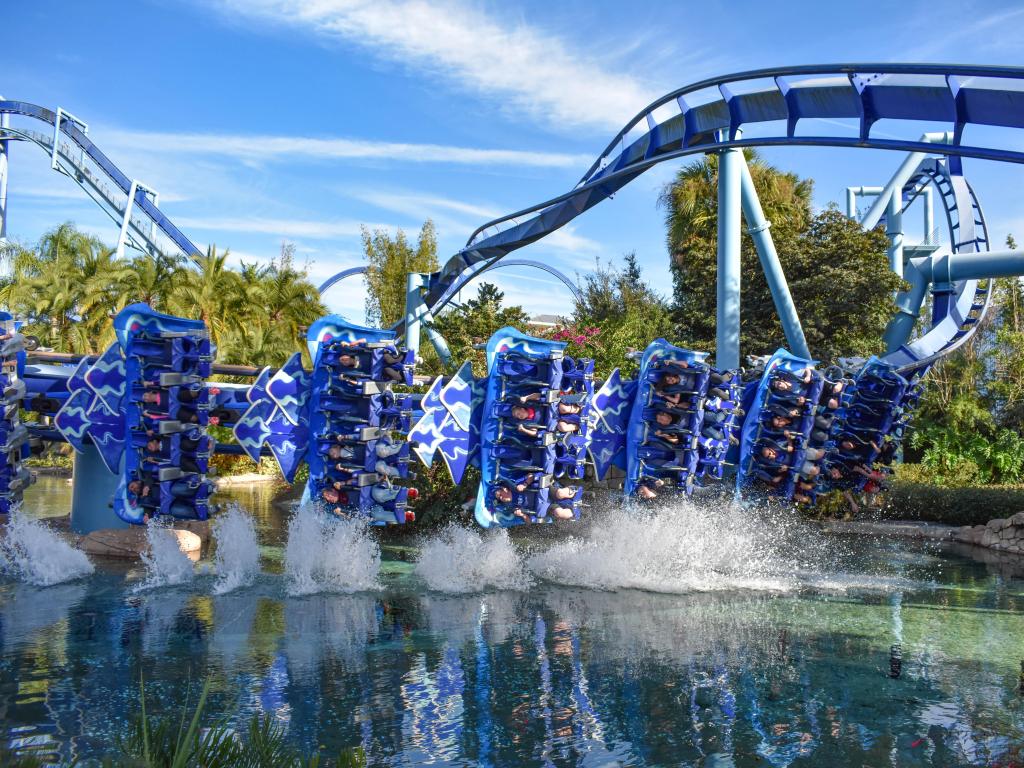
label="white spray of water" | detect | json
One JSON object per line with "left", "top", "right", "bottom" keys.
{"left": 0, "top": 509, "right": 93, "bottom": 586}
{"left": 528, "top": 498, "right": 822, "bottom": 594}
{"left": 137, "top": 520, "right": 195, "bottom": 590}
{"left": 283, "top": 504, "right": 380, "bottom": 596}
{"left": 415, "top": 524, "right": 531, "bottom": 593}
{"left": 211, "top": 504, "right": 261, "bottom": 595}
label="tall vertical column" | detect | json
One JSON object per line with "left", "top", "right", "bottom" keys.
{"left": 0, "top": 108, "right": 9, "bottom": 247}
{"left": 404, "top": 272, "right": 424, "bottom": 357}
{"left": 739, "top": 159, "right": 811, "bottom": 359}
{"left": 886, "top": 194, "right": 904, "bottom": 279}
{"left": 70, "top": 445, "right": 126, "bottom": 534}
{"left": 716, "top": 147, "right": 743, "bottom": 370}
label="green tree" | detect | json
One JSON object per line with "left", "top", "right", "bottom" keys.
{"left": 362, "top": 220, "right": 439, "bottom": 329}
{"left": 0, "top": 224, "right": 325, "bottom": 368}
{"left": 906, "top": 235, "right": 1024, "bottom": 485}
{"left": 0, "top": 222, "right": 122, "bottom": 352}
{"left": 428, "top": 282, "right": 531, "bottom": 376}
{"left": 555, "top": 253, "right": 675, "bottom": 378}
{"left": 168, "top": 245, "right": 243, "bottom": 352}
{"left": 660, "top": 152, "right": 900, "bottom": 362}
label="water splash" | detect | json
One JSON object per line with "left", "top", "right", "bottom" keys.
{"left": 211, "top": 504, "right": 260, "bottom": 594}
{"left": 415, "top": 524, "right": 531, "bottom": 593}
{"left": 0, "top": 509, "right": 93, "bottom": 586}
{"left": 528, "top": 497, "right": 832, "bottom": 594}
{"left": 137, "top": 520, "right": 195, "bottom": 590}
{"left": 283, "top": 504, "right": 380, "bottom": 596}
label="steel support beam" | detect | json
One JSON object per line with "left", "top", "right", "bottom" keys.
{"left": 405, "top": 272, "right": 425, "bottom": 358}
{"left": 51, "top": 107, "right": 88, "bottom": 172}
{"left": 883, "top": 259, "right": 930, "bottom": 352}
{"left": 716, "top": 144, "right": 742, "bottom": 369}
{"left": 738, "top": 157, "right": 810, "bottom": 359}
{"left": 0, "top": 102, "right": 7, "bottom": 246}
{"left": 116, "top": 179, "right": 158, "bottom": 259}
{"left": 886, "top": 194, "right": 904, "bottom": 279}
{"left": 70, "top": 444, "right": 125, "bottom": 534}
{"left": 859, "top": 133, "right": 951, "bottom": 231}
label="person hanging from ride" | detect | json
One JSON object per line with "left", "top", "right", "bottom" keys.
{"left": 836, "top": 433, "right": 880, "bottom": 460}
{"left": 552, "top": 414, "right": 581, "bottom": 437}
{"left": 514, "top": 390, "right": 583, "bottom": 416}
{"left": 502, "top": 402, "right": 546, "bottom": 438}
{"left": 378, "top": 346, "right": 407, "bottom": 383}
{"left": 769, "top": 367, "right": 813, "bottom": 391}
{"left": 325, "top": 441, "right": 362, "bottom": 469}
{"left": 649, "top": 410, "right": 685, "bottom": 446}
{"left": 320, "top": 485, "right": 354, "bottom": 513}
{"left": 128, "top": 476, "right": 201, "bottom": 519}
{"left": 755, "top": 439, "right": 794, "bottom": 466}
{"left": 490, "top": 473, "right": 539, "bottom": 522}
{"left": 635, "top": 476, "right": 666, "bottom": 500}
{"left": 701, "top": 408, "right": 739, "bottom": 443}
{"left": 372, "top": 433, "right": 407, "bottom": 478}
{"left": 651, "top": 372, "right": 700, "bottom": 410}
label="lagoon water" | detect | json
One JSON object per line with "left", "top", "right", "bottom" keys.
{"left": 2, "top": 475, "right": 1023, "bottom": 766}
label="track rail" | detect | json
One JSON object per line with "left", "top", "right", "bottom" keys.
{"left": 425, "top": 64, "right": 1024, "bottom": 369}
{"left": 0, "top": 100, "right": 202, "bottom": 263}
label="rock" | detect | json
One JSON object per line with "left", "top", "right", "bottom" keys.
{"left": 80, "top": 527, "right": 202, "bottom": 559}
{"left": 1009, "top": 511, "right": 1024, "bottom": 526}
{"left": 982, "top": 530, "right": 999, "bottom": 547}
{"left": 987, "top": 518, "right": 1008, "bottom": 531}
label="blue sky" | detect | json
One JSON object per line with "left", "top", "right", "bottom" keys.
{"left": 3, "top": 0, "right": 1024, "bottom": 323}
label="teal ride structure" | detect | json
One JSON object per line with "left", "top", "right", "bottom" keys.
{"left": 6, "top": 64, "right": 1024, "bottom": 530}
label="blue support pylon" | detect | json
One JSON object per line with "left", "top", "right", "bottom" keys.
{"left": 716, "top": 145, "right": 742, "bottom": 370}
{"left": 738, "top": 157, "right": 811, "bottom": 360}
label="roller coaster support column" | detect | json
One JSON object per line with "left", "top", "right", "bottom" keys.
{"left": 0, "top": 101, "right": 7, "bottom": 245}
{"left": 716, "top": 143, "right": 742, "bottom": 370}
{"left": 883, "top": 260, "right": 930, "bottom": 353}
{"left": 70, "top": 445, "right": 126, "bottom": 534}
{"left": 738, "top": 157, "right": 810, "bottom": 359}
{"left": 116, "top": 180, "right": 158, "bottom": 259}
{"left": 886, "top": 195, "right": 904, "bottom": 278}
{"left": 404, "top": 272, "right": 451, "bottom": 365}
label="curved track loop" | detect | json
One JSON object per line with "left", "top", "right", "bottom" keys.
{"left": 429, "top": 64, "right": 1024, "bottom": 370}
{"left": 884, "top": 159, "right": 991, "bottom": 372}
{"left": 0, "top": 100, "right": 202, "bottom": 263}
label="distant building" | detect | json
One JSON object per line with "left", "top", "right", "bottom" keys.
{"left": 527, "top": 314, "right": 561, "bottom": 331}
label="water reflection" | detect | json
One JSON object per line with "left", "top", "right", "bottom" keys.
{"left": 3, "top": 476, "right": 1024, "bottom": 765}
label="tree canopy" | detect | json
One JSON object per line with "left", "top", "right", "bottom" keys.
{"left": 660, "top": 151, "right": 902, "bottom": 363}
{"left": 362, "top": 220, "right": 439, "bottom": 329}
{"left": 553, "top": 253, "right": 674, "bottom": 378}
{"left": 0, "top": 223, "right": 325, "bottom": 367}
{"left": 427, "top": 282, "right": 531, "bottom": 376}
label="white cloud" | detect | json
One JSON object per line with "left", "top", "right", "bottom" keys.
{"left": 903, "top": 6, "right": 1024, "bottom": 59}
{"left": 175, "top": 215, "right": 392, "bottom": 239}
{"left": 209, "top": 0, "right": 661, "bottom": 131}
{"left": 100, "top": 127, "right": 591, "bottom": 169}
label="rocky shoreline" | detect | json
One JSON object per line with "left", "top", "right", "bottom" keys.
{"left": 820, "top": 512, "right": 1024, "bottom": 556}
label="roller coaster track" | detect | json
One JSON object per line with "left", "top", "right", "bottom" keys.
{"left": 0, "top": 100, "right": 202, "bottom": 263}
{"left": 427, "top": 64, "right": 1024, "bottom": 372}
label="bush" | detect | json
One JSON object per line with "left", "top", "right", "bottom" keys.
{"left": 883, "top": 481, "right": 1024, "bottom": 526}
{"left": 877, "top": 463, "right": 1024, "bottom": 526}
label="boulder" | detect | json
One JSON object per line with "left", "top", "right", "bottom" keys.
{"left": 987, "top": 518, "right": 1009, "bottom": 531}
{"left": 81, "top": 527, "right": 202, "bottom": 559}
{"left": 1010, "top": 511, "right": 1024, "bottom": 526}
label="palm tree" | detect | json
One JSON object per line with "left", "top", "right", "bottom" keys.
{"left": 169, "top": 245, "right": 244, "bottom": 351}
